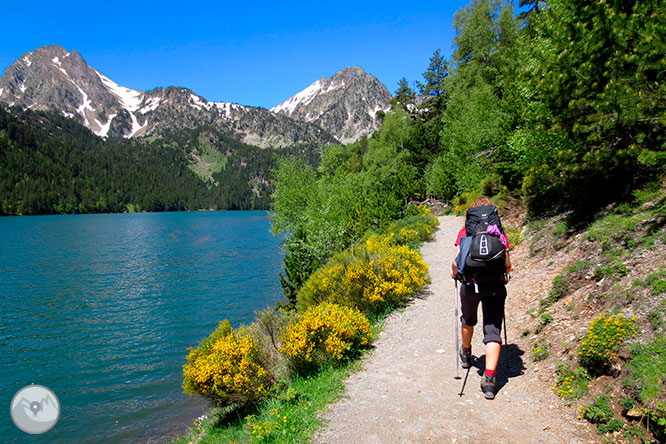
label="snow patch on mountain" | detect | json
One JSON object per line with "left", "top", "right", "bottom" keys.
{"left": 52, "top": 56, "right": 61, "bottom": 66}
{"left": 368, "top": 105, "right": 385, "bottom": 119}
{"left": 271, "top": 79, "right": 324, "bottom": 115}
{"left": 189, "top": 93, "right": 209, "bottom": 110}
{"left": 95, "top": 70, "right": 143, "bottom": 112}
{"left": 96, "top": 113, "right": 116, "bottom": 138}
{"left": 23, "top": 56, "right": 32, "bottom": 67}
{"left": 126, "top": 112, "right": 147, "bottom": 138}
{"left": 140, "top": 96, "right": 162, "bottom": 114}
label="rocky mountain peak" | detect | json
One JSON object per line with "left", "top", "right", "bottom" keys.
{"left": 271, "top": 66, "right": 391, "bottom": 144}
{"left": 1, "top": 46, "right": 390, "bottom": 146}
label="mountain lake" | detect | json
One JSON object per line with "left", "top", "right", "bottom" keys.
{"left": 0, "top": 211, "right": 284, "bottom": 443}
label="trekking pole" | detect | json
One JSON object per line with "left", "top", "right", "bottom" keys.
{"left": 503, "top": 312, "right": 510, "bottom": 376}
{"left": 454, "top": 280, "right": 461, "bottom": 380}
{"left": 458, "top": 366, "right": 471, "bottom": 397}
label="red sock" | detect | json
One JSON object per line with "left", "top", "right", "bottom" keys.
{"left": 485, "top": 369, "right": 496, "bottom": 378}
{"left": 463, "top": 345, "right": 471, "bottom": 351}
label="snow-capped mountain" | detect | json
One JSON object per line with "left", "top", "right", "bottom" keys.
{"left": 0, "top": 45, "right": 337, "bottom": 147}
{"left": 271, "top": 66, "right": 391, "bottom": 144}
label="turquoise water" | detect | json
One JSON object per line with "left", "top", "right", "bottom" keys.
{"left": 0, "top": 211, "right": 284, "bottom": 443}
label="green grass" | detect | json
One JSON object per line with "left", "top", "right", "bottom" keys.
{"left": 566, "top": 260, "right": 591, "bottom": 275}
{"left": 172, "top": 360, "right": 360, "bottom": 444}
{"left": 540, "top": 274, "right": 569, "bottom": 309}
{"left": 629, "top": 335, "right": 666, "bottom": 407}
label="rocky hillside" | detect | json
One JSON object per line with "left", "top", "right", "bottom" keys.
{"left": 500, "top": 191, "right": 666, "bottom": 443}
{"left": 0, "top": 46, "right": 389, "bottom": 147}
{"left": 271, "top": 66, "right": 391, "bottom": 144}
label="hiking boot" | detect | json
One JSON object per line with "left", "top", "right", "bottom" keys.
{"left": 480, "top": 373, "right": 496, "bottom": 399}
{"left": 459, "top": 346, "right": 472, "bottom": 369}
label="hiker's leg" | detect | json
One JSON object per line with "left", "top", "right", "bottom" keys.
{"left": 462, "top": 324, "right": 474, "bottom": 348}
{"left": 459, "top": 283, "right": 480, "bottom": 348}
{"left": 481, "top": 282, "right": 507, "bottom": 371}
{"left": 484, "top": 341, "right": 501, "bottom": 371}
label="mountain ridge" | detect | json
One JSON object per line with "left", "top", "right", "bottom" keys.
{"left": 0, "top": 45, "right": 390, "bottom": 146}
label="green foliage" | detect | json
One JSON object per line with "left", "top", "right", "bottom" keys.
{"left": 629, "top": 335, "right": 666, "bottom": 409}
{"left": 540, "top": 274, "right": 569, "bottom": 309}
{"left": 391, "top": 77, "right": 416, "bottom": 112}
{"left": 581, "top": 395, "right": 624, "bottom": 435}
{"left": 0, "top": 107, "right": 317, "bottom": 214}
{"left": 645, "top": 268, "right": 666, "bottom": 296}
{"left": 524, "top": 0, "right": 666, "bottom": 214}
{"left": 271, "top": 113, "right": 419, "bottom": 293}
{"left": 553, "top": 364, "right": 590, "bottom": 400}
{"left": 593, "top": 260, "right": 628, "bottom": 281}
{"left": 581, "top": 395, "right": 615, "bottom": 425}
{"left": 620, "top": 396, "right": 635, "bottom": 411}
{"left": 539, "top": 312, "right": 553, "bottom": 326}
{"left": 566, "top": 260, "right": 591, "bottom": 275}
{"left": 532, "top": 339, "right": 549, "bottom": 361}
{"left": 597, "top": 418, "right": 624, "bottom": 435}
{"left": 584, "top": 214, "right": 638, "bottom": 249}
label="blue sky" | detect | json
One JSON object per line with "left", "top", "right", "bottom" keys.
{"left": 1, "top": 1, "right": 477, "bottom": 109}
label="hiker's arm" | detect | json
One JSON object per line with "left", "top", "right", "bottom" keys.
{"left": 505, "top": 251, "right": 512, "bottom": 271}
{"left": 451, "top": 245, "right": 459, "bottom": 279}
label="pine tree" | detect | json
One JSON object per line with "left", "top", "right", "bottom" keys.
{"left": 391, "top": 77, "right": 416, "bottom": 112}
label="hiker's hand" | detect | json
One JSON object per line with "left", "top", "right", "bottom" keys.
{"left": 451, "top": 261, "right": 458, "bottom": 279}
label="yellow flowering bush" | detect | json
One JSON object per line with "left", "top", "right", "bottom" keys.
{"left": 553, "top": 365, "right": 590, "bottom": 400}
{"left": 297, "top": 234, "right": 429, "bottom": 313}
{"left": 578, "top": 313, "right": 637, "bottom": 374}
{"left": 281, "top": 302, "right": 371, "bottom": 371}
{"left": 182, "top": 320, "right": 273, "bottom": 407}
{"left": 383, "top": 206, "right": 438, "bottom": 247}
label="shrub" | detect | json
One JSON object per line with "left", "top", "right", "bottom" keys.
{"left": 504, "top": 226, "right": 523, "bottom": 249}
{"left": 182, "top": 320, "right": 273, "bottom": 407}
{"left": 578, "top": 313, "right": 637, "bottom": 374}
{"left": 553, "top": 365, "right": 590, "bottom": 400}
{"left": 280, "top": 302, "right": 371, "bottom": 372}
{"left": 645, "top": 268, "right": 666, "bottom": 296}
{"left": 540, "top": 312, "right": 553, "bottom": 325}
{"left": 593, "top": 259, "right": 628, "bottom": 281}
{"left": 580, "top": 395, "right": 623, "bottom": 434}
{"left": 566, "top": 260, "right": 591, "bottom": 275}
{"left": 297, "top": 234, "right": 429, "bottom": 314}
{"left": 532, "top": 339, "right": 549, "bottom": 361}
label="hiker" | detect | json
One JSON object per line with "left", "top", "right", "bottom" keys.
{"left": 451, "top": 196, "right": 511, "bottom": 399}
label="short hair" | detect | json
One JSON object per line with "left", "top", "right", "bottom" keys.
{"left": 468, "top": 196, "right": 493, "bottom": 209}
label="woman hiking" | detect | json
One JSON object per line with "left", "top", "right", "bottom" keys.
{"left": 450, "top": 196, "right": 511, "bottom": 399}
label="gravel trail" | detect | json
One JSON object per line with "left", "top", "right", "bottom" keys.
{"left": 314, "top": 216, "right": 600, "bottom": 444}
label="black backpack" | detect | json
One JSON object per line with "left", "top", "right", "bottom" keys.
{"left": 456, "top": 205, "right": 506, "bottom": 282}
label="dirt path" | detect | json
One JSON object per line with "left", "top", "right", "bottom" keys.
{"left": 314, "top": 216, "right": 601, "bottom": 444}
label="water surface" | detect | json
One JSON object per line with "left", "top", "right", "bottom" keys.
{"left": 0, "top": 211, "right": 283, "bottom": 443}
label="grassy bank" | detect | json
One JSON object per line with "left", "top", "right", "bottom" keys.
{"left": 171, "top": 360, "right": 362, "bottom": 444}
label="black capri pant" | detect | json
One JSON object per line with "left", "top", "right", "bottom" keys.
{"left": 460, "top": 281, "right": 506, "bottom": 344}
